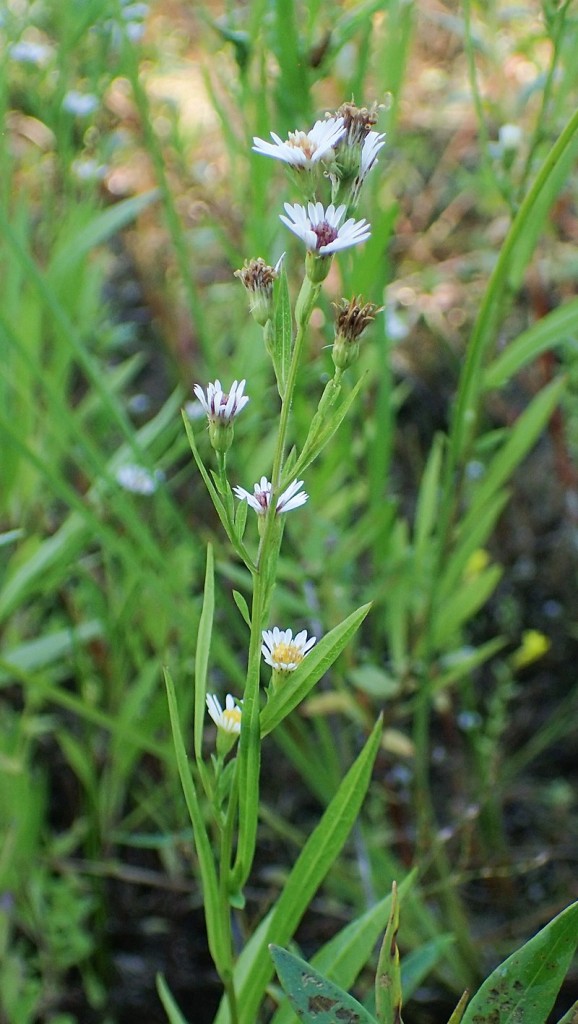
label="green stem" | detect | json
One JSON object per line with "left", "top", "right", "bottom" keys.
{"left": 230, "top": 269, "right": 321, "bottom": 893}
{"left": 271, "top": 274, "right": 321, "bottom": 489}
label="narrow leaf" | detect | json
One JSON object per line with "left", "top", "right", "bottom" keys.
{"left": 484, "top": 296, "right": 578, "bottom": 391}
{"left": 375, "top": 882, "right": 402, "bottom": 1024}
{"left": 462, "top": 376, "right": 565, "bottom": 519}
{"left": 156, "top": 973, "right": 190, "bottom": 1024}
{"left": 232, "top": 589, "right": 251, "bottom": 628}
{"left": 163, "top": 667, "right": 225, "bottom": 975}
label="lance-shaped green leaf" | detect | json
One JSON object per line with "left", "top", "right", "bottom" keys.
{"left": 194, "top": 544, "right": 214, "bottom": 764}
{"left": 260, "top": 602, "right": 372, "bottom": 736}
{"left": 214, "top": 716, "right": 383, "bottom": 1024}
{"left": 272, "top": 265, "right": 293, "bottom": 399}
{"left": 431, "top": 565, "right": 503, "bottom": 651}
{"left": 270, "top": 944, "right": 379, "bottom": 1024}
{"left": 484, "top": 296, "right": 578, "bottom": 391}
{"left": 459, "top": 376, "right": 565, "bottom": 517}
{"left": 447, "top": 991, "right": 469, "bottom": 1024}
{"left": 461, "top": 900, "right": 578, "bottom": 1024}
{"left": 375, "top": 882, "right": 403, "bottom": 1024}
{"left": 164, "top": 667, "right": 227, "bottom": 976}
{"left": 156, "top": 974, "right": 189, "bottom": 1024}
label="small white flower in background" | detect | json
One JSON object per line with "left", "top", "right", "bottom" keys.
{"left": 63, "top": 91, "right": 99, "bottom": 117}
{"left": 206, "top": 693, "right": 242, "bottom": 734}
{"left": 71, "top": 158, "right": 108, "bottom": 182}
{"left": 253, "top": 117, "right": 345, "bottom": 168}
{"left": 193, "top": 379, "right": 249, "bottom": 424}
{"left": 498, "top": 123, "right": 523, "bottom": 153}
{"left": 233, "top": 477, "right": 308, "bottom": 515}
{"left": 280, "top": 201, "right": 371, "bottom": 255}
{"left": 261, "top": 627, "right": 317, "bottom": 672}
{"left": 115, "top": 463, "right": 163, "bottom": 495}
{"left": 10, "top": 40, "right": 52, "bottom": 65}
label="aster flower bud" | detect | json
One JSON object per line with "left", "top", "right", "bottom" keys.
{"left": 332, "top": 296, "right": 381, "bottom": 370}
{"left": 235, "top": 257, "right": 280, "bottom": 326}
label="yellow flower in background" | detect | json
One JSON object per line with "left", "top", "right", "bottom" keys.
{"left": 511, "top": 630, "right": 551, "bottom": 671}
{"left": 464, "top": 548, "right": 490, "bottom": 581}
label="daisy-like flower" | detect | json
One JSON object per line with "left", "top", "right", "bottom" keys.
{"left": 280, "top": 201, "right": 371, "bottom": 256}
{"left": 261, "top": 627, "right": 317, "bottom": 672}
{"left": 252, "top": 117, "right": 345, "bottom": 168}
{"left": 233, "top": 476, "right": 308, "bottom": 515}
{"left": 193, "top": 379, "right": 249, "bottom": 455}
{"left": 206, "top": 693, "right": 242, "bottom": 734}
{"left": 193, "top": 379, "right": 249, "bottom": 423}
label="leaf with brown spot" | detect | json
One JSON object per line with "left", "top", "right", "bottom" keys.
{"left": 270, "top": 944, "right": 378, "bottom": 1023}
{"left": 461, "top": 901, "right": 578, "bottom": 1024}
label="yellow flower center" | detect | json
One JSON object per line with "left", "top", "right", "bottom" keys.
{"left": 287, "top": 131, "right": 316, "bottom": 160}
{"left": 273, "top": 642, "right": 303, "bottom": 668}
{"left": 223, "top": 707, "right": 242, "bottom": 729}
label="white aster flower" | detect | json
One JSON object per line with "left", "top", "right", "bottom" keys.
{"left": 261, "top": 627, "right": 317, "bottom": 672}
{"left": 193, "top": 379, "right": 249, "bottom": 424}
{"left": 253, "top": 117, "right": 345, "bottom": 167}
{"left": 233, "top": 477, "right": 308, "bottom": 515}
{"left": 206, "top": 693, "right": 242, "bottom": 734}
{"left": 280, "top": 201, "right": 370, "bottom": 255}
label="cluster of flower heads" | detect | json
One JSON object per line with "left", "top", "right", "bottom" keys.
{"left": 198, "top": 102, "right": 383, "bottom": 747}
{"left": 251, "top": 102, "right": 385, "bottom": 263}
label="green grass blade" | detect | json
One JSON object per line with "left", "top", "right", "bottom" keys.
{"left": 156, "top": 974, "right": 189, "bottom": 1024}
{"left": 484, "top": 296, "right": 578, "bottom": 391}
{"left": 163, "top": 666, "right": 225, "bottom": 975}
{"left": 462, "top": 376, "right": 565, "bottom": 516}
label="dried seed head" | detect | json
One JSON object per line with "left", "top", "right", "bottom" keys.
{"left": 235, "top": 257, "right": 280, "bottom": 325}
{"left": 333, "top": 296, "right": 381, "bottom": 369}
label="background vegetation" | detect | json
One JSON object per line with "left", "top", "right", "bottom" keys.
{"left": 1, "top": 0, "right": 577, "bottom": 1021}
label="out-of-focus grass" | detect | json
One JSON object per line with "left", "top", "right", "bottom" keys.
{"left": 1, "top": 0, "right": 578, "bottom": 1020}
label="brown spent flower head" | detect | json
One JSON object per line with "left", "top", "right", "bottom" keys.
{"left": 332, "top": 296, "right": 381, "bottom": 370}
{"left": 235, "top": 257, "right": 280, "bottom": 325}
{"left": 333, "top": 101, "right": 380, "bottom": 147}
